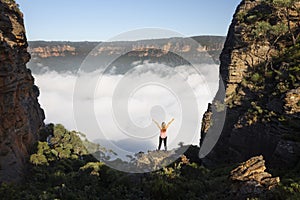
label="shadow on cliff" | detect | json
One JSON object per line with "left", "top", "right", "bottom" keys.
{"left": 202, "top": 43, "right": 300, "bottom": 170}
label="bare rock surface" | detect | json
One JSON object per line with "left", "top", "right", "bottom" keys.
{"left": 0, "top": 0, "right": 44, "bottom": 182}
{"left": 230, "top": 155, "right": 280, "bottom": 196}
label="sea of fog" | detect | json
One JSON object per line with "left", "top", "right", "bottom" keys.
{"left": 33, "top": 62, "right": 219, "bottom": 158}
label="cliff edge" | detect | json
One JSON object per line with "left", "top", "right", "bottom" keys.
{"left": 201, "top": 0, "right": 300, "bottom": 168}
{"left": 0, "top": 0, "right": 44, "bottom": 182}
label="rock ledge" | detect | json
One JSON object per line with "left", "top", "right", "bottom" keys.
{"left": 230, "top": 155, "right": 280, "bottom": 196}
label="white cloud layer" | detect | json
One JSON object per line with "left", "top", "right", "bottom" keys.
{"left": 34, "top": 63, "right": 219, "bottom": 158}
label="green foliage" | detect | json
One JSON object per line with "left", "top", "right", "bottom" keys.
{"left": 266, "top": 165, "right": 300, "bottom": 199}
{"left": 251, "top": 73, "right": 263, "bottom": 83}
{"left": 30, "top": 153, "right": 48, "bottom": 166}
{"left": 252, "top": 21, "right": 273, "bottom": 38}
{"left": 237, "top": 38, "right": 300, "bottom": 126}
{"left": 80, "top": 162, "right": 104, "bottom": 176}
{"left": 252, "top": 21, "right": 288, "bottom": 43}
{"left": 270, "top": 23, "right": 289, "bottom": 37}
{"left": 236, "top": 10, "right": 247, "bottom": 22}
{"left": 214, "top": 100, "right": 226, "bottom": 112}
{"left": 238, "top": 0, "right": 299, "bottom": 51}
{"left": 34, "top": 124, "right": 91, "bottom": 163}
{"left": 266, "top": 0, "right": 296, "bottom": 7}
{"left": 0, "top": 124, "right": 234, "bottom": 199}
{"left": 251, "top": 102, "right": 263, "bottom": 114}
{"left": 2, "top": 124, "right": 300, "bottom": 199}
{"left": 159, "top": 161, "right": 183, "bottom": 179}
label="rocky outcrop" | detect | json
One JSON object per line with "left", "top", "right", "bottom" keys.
{"left": 200, "top": 103, "right": 212, "bottom": 146}
{"left": 230, "top": 155, "right": 280, "bottom": 197}
{"left": 29, "top": 45, "right": 76, "bottom": 58}
{"left": 201, "top": 0, "right": 300, "bottom": 168}
{"left": 134, "top": 150, "right": 178, "bottom": 172}
{"left": 0, "top": 0, "right": 44, "bottom": 182}
{"left": 285, "top": 87, "right": 300, "bottom": 114}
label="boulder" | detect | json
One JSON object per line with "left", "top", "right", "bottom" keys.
{"left": 230, "top": 155, "right": 280, "bottom": 197}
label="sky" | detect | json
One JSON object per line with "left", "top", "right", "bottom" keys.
{"left": 13, "top": 0, "right": 234, "bottom": 161}
{"left": 15, "top": 0, "right": 241, "bottom": 41}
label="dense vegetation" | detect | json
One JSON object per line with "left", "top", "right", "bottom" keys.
{"left": 1, "top": 0, "right": 299, "bottom": 199}
{"left": 230, "top": 0, "right": 300, "bottom": 142}
{"left": 0, "top": 124, "right": 299, "bottom": 199}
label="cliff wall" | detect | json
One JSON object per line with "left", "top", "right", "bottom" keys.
{"left": 0, "top": 0, "right": 44, "bottom": 182}
{"left": 201, "top": 0, "right": 300, "bottom": 168}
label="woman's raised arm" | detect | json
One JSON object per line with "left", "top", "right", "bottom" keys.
{"left": 152, "top": 119, "right": 162, "bottom": 129}
{"left": 166, "top": 118, "right": 175, "bottom": 128}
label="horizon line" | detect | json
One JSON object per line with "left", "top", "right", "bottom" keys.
{"left": 27, "top": 34, "right": 226, "bottom": 43}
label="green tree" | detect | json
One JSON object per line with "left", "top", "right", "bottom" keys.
{"left": 266, "top": 0, "right": 300, "bottom": 45}
{"left": 30, "top": 154, "right": 48, "bottom": 166}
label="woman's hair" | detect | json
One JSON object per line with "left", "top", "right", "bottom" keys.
{"left": 161, "top": 122, "right": 166, "bottom": 128}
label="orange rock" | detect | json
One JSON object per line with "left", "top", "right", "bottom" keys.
{"left": 0, "top": 1, "right": 44, "bottom": 183}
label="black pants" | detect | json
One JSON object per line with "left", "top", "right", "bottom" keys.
{"left": 158, "top": 136, "right": 167, "bottom": 151}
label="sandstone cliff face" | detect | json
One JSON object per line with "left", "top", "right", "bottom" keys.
{"left": 28, "top": 37, "right": 224, "bottom": 59}
{"left": 30, "top": 45, "right": 76, "bottom": 58}
{"left": 0, "top": 0, "right": 44, "bottom": 182}
{"left": 201, "top": 0, "right": 300, "bottom": 168}
{"left": 27, "top": 37, "right": 225, "bottom": 73}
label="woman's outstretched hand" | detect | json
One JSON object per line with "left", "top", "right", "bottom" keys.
{"left": 152, "top": 118, "right": 161, "bottom": 129}
{"left": 166, "top": 118, "right": 175, "bottom": 128}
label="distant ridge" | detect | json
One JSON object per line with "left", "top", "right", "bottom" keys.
{"left": 27, "top": 36, "right": 225, "bottom": 73}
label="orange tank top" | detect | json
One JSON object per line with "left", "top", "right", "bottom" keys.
{"left": 160, "top": 128, "right": 167, "bottom": 138}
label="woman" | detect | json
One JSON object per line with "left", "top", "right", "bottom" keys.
{"left": 152, "top": 118, "right": 175, "bottom": 151}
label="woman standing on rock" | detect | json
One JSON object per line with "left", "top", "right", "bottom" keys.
{"left": 152, "top": 118, "right": 175, "bottom": 151}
